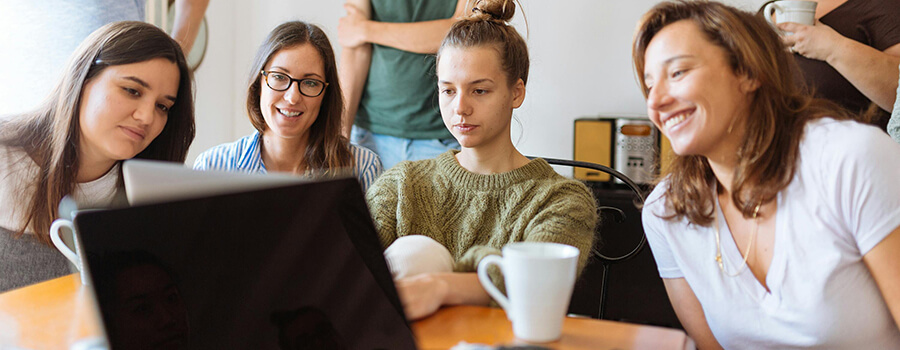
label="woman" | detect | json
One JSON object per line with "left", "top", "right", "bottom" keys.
{"left": 193, "top": 21, "right": 382, "bottom": 191}
{"left": 763, "top": 0, "right": 900, "bottom": 129}
{"left": 366, "top": 0, "right": 597, "bottom": 321}
{"left": 635, "top": 1, "right": 900, "bottom": 348}
{"left": 0, "top": 21, "right": 195, "bottom": 292}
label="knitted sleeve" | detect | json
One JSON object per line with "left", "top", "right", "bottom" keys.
{"left": 365, "top": 165, "right": 404, "bottom": 250}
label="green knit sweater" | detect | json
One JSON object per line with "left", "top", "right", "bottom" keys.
{"left": 366, "top": 151, "right": 598, "bottom": 290}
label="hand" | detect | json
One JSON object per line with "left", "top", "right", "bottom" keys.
{"left": 394, "top": 273, "right": 449, "bottom": 321}
{"left": 778, "top": 21, "right": 846, "bottom": 62}
{"left": 338, "top": 3, "right": 369, "bottom": 48}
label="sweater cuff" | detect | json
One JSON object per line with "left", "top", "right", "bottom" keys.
{"left": 456, "top": 246, "right": 506, "bottom": 306}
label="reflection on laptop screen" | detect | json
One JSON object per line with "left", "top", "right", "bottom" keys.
{"left": 75, "top": 178, "right": 415, "bottom": 349}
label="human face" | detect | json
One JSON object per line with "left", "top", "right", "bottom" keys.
{"left": 437, "top": 46, "right": 525, "bottom": 150}
{"left": 259, "top": 44, "right": 326, "bottom": 144}
{"left": 643, "top": 20, "right": 758, "bottom": 159}
{"left": 79, "top": 58, "right": 178, "bottom": 166}
{"left": 111, "top": 264, "right": 190, "bottom": 350}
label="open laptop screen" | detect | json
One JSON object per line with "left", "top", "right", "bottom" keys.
{"left": 75, "top": 178, "right": 415, "bottom": 349}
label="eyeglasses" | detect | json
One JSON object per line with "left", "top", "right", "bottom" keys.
{"left": 260, "top": 70, "right": 329, "bottom": 97}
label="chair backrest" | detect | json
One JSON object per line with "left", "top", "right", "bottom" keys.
{"left": 533, "top": 157, "right": 681, "bottom": 328}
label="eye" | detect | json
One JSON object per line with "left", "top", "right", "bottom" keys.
{"left": 302, "top": 79, "right": 322, "bottom": 88}
{"left": 270, "top": 72, "right": 289, "bottom": 82}
{"left": 122, "top": 87, "right": 140, "bottom": 97}
{"left": 440, "top": 88, "right": 455, "bottom": 96}
{"left": 473, "top": 89, "right": 488, "bottom": 95}
{"left": 157, "top": 103, "right": 171, "bottom": 113}
{"left": 671, "top": 69, "right": 687, "bottom": 79}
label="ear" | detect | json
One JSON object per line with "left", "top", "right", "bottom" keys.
{"left": 739, "top": 74, "right": 760, "bottom": 93}
{"left": 511, "top": 78, "right": 526, "bottom": 109}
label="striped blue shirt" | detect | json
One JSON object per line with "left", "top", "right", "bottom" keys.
{"left": 193, "top": 131, "right": 383, "bottom": 192}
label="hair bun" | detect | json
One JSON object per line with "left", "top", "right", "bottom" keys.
{"left": 470, "top": 0, "right": 516, "bottom": 22}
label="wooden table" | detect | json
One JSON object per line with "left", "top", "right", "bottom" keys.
{"left": 0, "top": 274, "right": 692, "bottom": 350}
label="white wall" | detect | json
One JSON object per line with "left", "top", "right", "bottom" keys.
{"left": 189, "top": 0, "right": 769, "bottom": 169}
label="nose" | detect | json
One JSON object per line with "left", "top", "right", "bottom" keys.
{"left": 453, "top": 93, "right": 472, "bottom": 117}
{"left": 283, "top": 81, "right": 302, "bottom": 104}
{"left": 133, "top": 100, "right": 156, "bottom": 125}
{"left": 646, "top": 80, "right": 674, "bottom": 112}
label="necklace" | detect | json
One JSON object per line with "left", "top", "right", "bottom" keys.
{"left": 714, "top": 202, "right": 761, "bottom": 276}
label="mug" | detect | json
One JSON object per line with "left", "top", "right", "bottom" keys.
{"left": 764, "top": 0, "right": 817, "bottom": 29}
{"left": 477, "top": 242, "right": 580, "bottom": 343}
{"left": 50, "top": 218, "right": 89, "bottom": 285}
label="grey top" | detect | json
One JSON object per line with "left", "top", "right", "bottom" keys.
{"left": 0, "top": 227, "right": 73, "bottom": 293}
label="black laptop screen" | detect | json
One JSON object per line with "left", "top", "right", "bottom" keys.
{"left": 76, "top": 178, "right": 415, "bottom": 350}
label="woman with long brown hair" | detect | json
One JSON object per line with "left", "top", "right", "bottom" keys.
{"left": 635, "top": 1, "right": 900, "bottom": 348}
{"left": 193, "top": 21, "right": 382, "bottom": 191}
{"left": 0, "top": 21, "right": 196, "bottom": 291}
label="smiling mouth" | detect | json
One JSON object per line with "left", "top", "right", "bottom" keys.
{"left": 663, "top": 110, "right": 692, "bottom": 131}
{"left": 277, "top": 108, "right": 303, "bottom": 118}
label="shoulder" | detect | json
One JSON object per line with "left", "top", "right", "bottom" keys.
{"left": 642, "top": 178, "right": 674, "bottom": 225}
{"left": 800, "top": 118, "right": 898, "bottom": 164}
{"left": 193, "top": 133, "right": 260, "bottom": 170}
{"left": 349, "top": 143, "right": 382, "bottom": 168}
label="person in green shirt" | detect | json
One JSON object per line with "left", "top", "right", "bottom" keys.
{"left": 338, "top": 0, "right": 468, "bottom": 169}
{"left": 366, "top": 0, "right": 598, "bottom": 321}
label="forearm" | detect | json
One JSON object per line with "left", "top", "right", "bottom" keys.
{"left": 435, "top": 272, "right": 492, "bottom": 306}
{"left": 827, "top": 40, "right": 900, "bottom": 111}
{"left": 170, "top": 0, "right": 210, "bottom": 54}
{"left": 339, "top": 45, "right": 372, "bottom": 137}
{"left": 363, "top": 19, "right": 458, "bottom": 54}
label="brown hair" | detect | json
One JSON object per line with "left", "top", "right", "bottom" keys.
{"left": 245, "top": 21, "right": 352, "bottom": 172}
{"left": 0, "top": 21, "right": 195, "bottom": 243}
{"left": 632, "top": 1, "right": 851, "bottom": 225}
{"left": 437, "top": 0, "right": 529, "bottom": 86}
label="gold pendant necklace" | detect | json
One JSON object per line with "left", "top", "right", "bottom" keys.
{"left": 715, "top": 203, "right": 761, "bottom": 276}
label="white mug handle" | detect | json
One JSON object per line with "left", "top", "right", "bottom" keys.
{"left": 50, "top": 219, "right": 81, "bottom": 271}
{"left": 477, "top": 255, "right": 511, "bottom": 319}
{"left": 764, "top": 2, "right": 783, "bottom": 25}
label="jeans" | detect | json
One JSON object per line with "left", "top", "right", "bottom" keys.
{"left": 351, "top": 126, "right": 460, "bottom": 170}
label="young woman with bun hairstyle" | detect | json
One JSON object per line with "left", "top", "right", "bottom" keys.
{"left": 0, "top": 21, "right": 195, "bottom": 291}
{"left": 635, "top": 1, "right": 900, "bottom": 348}
{"left": 366, "top": 0, "right": 597, "bottom": 321}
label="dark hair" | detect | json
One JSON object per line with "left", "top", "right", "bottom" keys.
{"left": 437, "top": 0, "right": 529, "bottom": 86}
{"left": 0, "top": 21, "right": 195, "bottom": 243}
{"left": 245, "top": 21, "right": 352, "bottom": 172}
{"left": 632, "top": 0, "right": 851, "bottom": 225}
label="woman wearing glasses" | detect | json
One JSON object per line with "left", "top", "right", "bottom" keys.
{"left": 194, "top": 21, "right": 382, "bottom": 191}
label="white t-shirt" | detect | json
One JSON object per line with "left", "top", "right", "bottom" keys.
{"left": 643, "top": 118, "right": 900, "bottom": 349}
{"left": 0, "top": 145, "right": 120, "bottom": 233}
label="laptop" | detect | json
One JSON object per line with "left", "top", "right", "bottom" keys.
{"left": 122, "top": 159, "right": 309, "bottom": 206}
{"left": 74, "top": 170, "right": 416, "bottom": 349}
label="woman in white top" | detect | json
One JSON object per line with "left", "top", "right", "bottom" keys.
{"left": 0, "top": 21, "right": 195, "bottom": 291}
{"left": 634, "top": 1, "right": 900, "bottom": 348}
{"left": 193, "top": 21, "right": 382, "bottom": 191}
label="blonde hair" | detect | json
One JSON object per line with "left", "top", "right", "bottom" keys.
{"left": 437, "top": 0, "right": 529, "bottom": 86}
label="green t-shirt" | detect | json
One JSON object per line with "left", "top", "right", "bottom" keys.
{"left": 355, "top": 0, "right": 456, "bottom": 140}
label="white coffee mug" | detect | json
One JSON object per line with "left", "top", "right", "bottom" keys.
{"left": 50, "top": 218, "right": 88, "bottom": 285}
{"left": 477, "top": 242, "right": 580, "bottom": 343}
{"left": 765, "top": 0, "right": 817, "bottom": 28}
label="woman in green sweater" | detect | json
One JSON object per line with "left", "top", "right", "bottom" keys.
{"left": 365, "top": 0, "right": 598, "bottom": 321}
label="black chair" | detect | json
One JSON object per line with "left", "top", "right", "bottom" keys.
{"left": 529, "top": 157, "right": 681, "bottom": 328}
